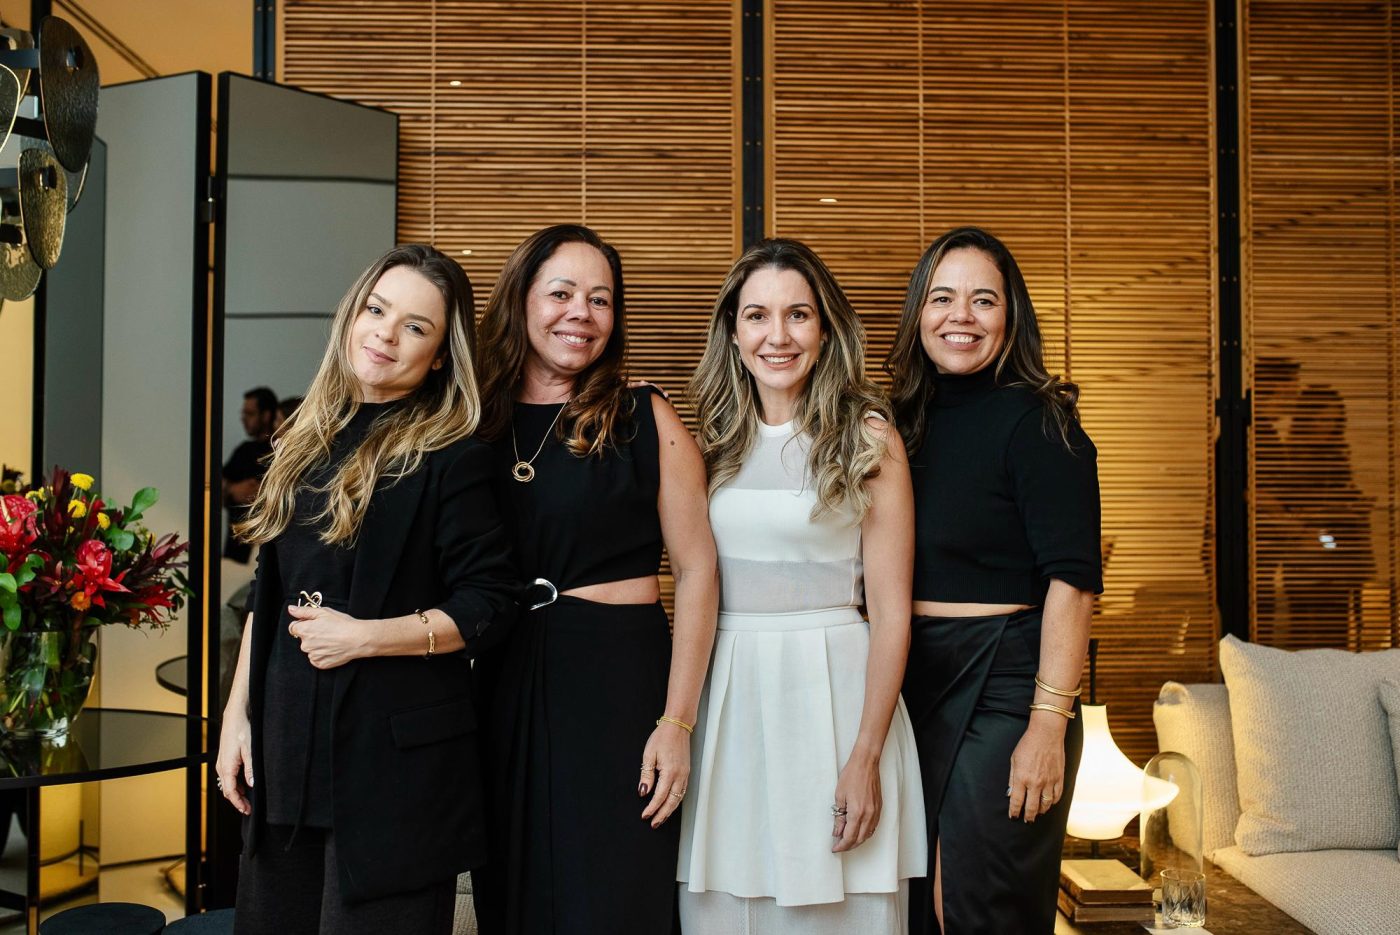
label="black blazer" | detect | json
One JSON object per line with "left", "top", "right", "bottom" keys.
{"left": 244, "top": 436, "right": 517, "bottom": 902}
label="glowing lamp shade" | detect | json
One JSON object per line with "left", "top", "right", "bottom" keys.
{"left": 1066, "top": 705, "right": 1179, "bottom": 840}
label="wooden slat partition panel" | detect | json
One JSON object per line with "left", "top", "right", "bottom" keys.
{"left": 771, "top": 0, "right": 1218, "bottom": 763}
{"left": 1243, "top": 1, "right": 1400, "bottom": 651}
{"left": 282, "top": 1, "right": 741, "bottom": 613}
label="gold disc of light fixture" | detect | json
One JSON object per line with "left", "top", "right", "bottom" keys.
{"left": 19, "top": 146, "right": 67, "bottom": 268}
{"left": 0, "top": 62, "right": 20, "bottom": 155}
{"left": 0, "top": 28, "right": 34, "bottom": 98}
{"left": 0, "top": 205, "right": 42, "bottom": 300}
{"left": 37, "top": 16, "right": 97, "bottom": 174}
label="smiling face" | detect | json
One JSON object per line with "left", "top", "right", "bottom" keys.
{"left": 733, "top": 265, "right": 824, "bottom": 420}
{"left": 346, "top": 265, "right": 449, "bottom": 402}
{"left": 522, "top": 240, "right": 615, "bottom": 389}
{"left": 918, "top": 246, "right": 1007, "bottom": 375}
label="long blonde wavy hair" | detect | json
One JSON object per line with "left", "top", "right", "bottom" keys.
{"left": 688, "top": 239, "right": 891, "bottom": 520}
{"left": 235, "top": 244, "right": 481, "bottom": 546}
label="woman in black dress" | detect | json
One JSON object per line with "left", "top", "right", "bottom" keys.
{"left": 470, "top": 224, "right": 718, "bottom": 935}
{"left": 215, "top": 244, "right": 517, "bottom": 934}
{"left": 885, "top": 227, "right": 1102, "bottom": 934}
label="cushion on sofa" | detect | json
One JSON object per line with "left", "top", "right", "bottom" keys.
{"left": 1217, "top": 635, "right": 1400, "bottom": 855}
{"left": 1153, "top": 681, "right": 1241, "bottom": 859}
{"left": 1379, "top": 679, "right": 1400, "bottom": 861}
{"left": 1212, "top": 845, "right": 1400, "bottom": 935}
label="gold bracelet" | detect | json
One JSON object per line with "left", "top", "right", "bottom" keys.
{"left": 414, "top": 609, "right": 435, "bottom": 659}
{"left": 1029, "top": 702, "right": 1076, "bottom": 720}
{"left": 656, "top": 715, "right": 694, "bottom": 734}
{"left": 1035, "top": 674, "right": 1082, "bottom": 698}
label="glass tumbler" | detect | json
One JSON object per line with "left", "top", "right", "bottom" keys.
{"left": 1161, "top": 867, "right": 1207, "bottom": 927}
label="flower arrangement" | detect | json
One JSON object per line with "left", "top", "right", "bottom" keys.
{"left": 0, "top": 467, "right": 191, "bottom": 738}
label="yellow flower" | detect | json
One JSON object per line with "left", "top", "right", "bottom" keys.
{"left": 70, "top": 591, "right": 90, "bottom": 611}
{"left": 25, "top": 489, "right": 44, "bottom": 502}
{"left": 68, "top": 500, "right": 88, "bottom": 519}
{"left": 96, "top": 512, "right": 110, "bottom": 530}
{"left": 70, "top": 473, "right": 94, "bottom": 491}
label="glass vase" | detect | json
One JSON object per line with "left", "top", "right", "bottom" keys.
{"left": 1140, "top": 751, "right": 1204, "bottom": 887}
{"left": 0, "top": 629, "right": 99, "bottom": 740}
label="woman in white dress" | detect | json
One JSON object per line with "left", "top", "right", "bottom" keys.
{"left": 679, "top": 238, "right": 926, "bottom": 932}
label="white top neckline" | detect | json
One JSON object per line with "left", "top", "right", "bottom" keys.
{"left": 756, "top": 418, "right": 795, "bottom": 437}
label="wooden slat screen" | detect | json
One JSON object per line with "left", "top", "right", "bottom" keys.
{"left": 770, "top": 0, "right": 1219, "bottom": 763}
{"left": 282, "top": 1, "right": 741, "bottom": 610}
{"left": 1243, "top": 0, "right": 1400, "bottom": 651}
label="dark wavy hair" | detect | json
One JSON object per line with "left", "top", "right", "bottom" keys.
{"left": 883, "top": 225, "right": 1080, "bottom": 454}
{"left": 474, "top": 224, "right": 634, "bottom": 455}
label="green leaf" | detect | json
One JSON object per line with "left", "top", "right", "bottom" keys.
{"left": 23, "top": 554, "right": 43, "bottom": 572}
{"left": 83, "top": 617, "right": 102, "bottom": 630}
{"left": 14, "top": 565, "right": 35, "bottom": 587}
{"left": 3, "top": 605, "right": 21, "bottom": 631}
{"left": 127, "top": 487, "right": 159, "bottom": 520}
{"left": 106, "top": 528, "right": 135, "bottom": 552}
{"left": 0, "top": 573, "right": 13, "bottom": 594}
{"left": 0, "top": 554, "right": 7, "bottom": 573}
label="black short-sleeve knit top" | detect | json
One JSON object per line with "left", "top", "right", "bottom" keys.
{"left": 910, "top": 365, "right": 1102, "bottom": 605}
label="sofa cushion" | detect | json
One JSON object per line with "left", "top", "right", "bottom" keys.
{"left": 1379, "top": 680, "right": 1400, "bottom": 861}
{"left": 1218, "top": 635, "right": 1400, "bottom": 855}
{"left": 1153, "top": 681, "right": 1241, "bottom": 859}
{"left": 1212, "top": 845, "right": 1400, "bottom": 935}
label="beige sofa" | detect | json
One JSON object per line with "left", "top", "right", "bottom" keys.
{"left": 1153, "top": 637, "right": 1400, "bottom": 935}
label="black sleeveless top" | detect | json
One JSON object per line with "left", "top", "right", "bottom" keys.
{"left": 492, "top": 387, "right": 663, "bottom": 589}
{"left": 910, "top": 366, "right": 1102, "bottom": 605}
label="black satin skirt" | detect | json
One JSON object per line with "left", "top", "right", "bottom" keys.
{"left": 472, "top": 596, "right": 679, "bottom": 935}
{"left": 901, "top": 608, "right": 1083, "bottom": 935}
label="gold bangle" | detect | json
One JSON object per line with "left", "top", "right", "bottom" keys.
{"left": 656, "top": 715, "right": 694, "bottom": 734}
{"left": 414, "top": 609, "right": 435, "bottom": 659}
{"left": 1035, "top": 675, "right": 1082, "bottom": 698}
{"left": 1029, "top": 702, "right": 1076, "bottom": 720}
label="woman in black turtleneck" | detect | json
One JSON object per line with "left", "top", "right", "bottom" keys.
{"left": 884, "top": 227, "right": 1101, "bottom": 935}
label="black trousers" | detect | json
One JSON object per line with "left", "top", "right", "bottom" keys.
{"left": 234, "top": 824, "right": 457, "bottom": 935}
{"left": 902, "top": 608, "right": 1084, "bottom": 935}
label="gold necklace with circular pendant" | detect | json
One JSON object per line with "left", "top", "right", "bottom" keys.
{"left": 511, "top": 402, "right": 566, "bottom": 483}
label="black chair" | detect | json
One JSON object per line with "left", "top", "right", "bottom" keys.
{"left": 163, "top": 908, "right": 235, "bottom": 933}
{"left": 39, "top": 902, "right": 166, "bottom": 935}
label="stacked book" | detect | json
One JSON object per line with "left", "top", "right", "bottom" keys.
{"left": 1058, "top": 859, "right": 1155, "bottom": 924}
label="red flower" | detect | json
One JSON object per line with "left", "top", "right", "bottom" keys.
{"left": 71, "top": 539, "right": 129, "bottom": 608}
{"left": 0, "top": 494, "right": 38, "bottom": 559}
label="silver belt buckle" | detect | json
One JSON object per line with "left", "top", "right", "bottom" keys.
{"left": 528, "top": 578, "right": 559, "bottom": 611}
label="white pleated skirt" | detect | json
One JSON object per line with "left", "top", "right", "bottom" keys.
{"left": 677, "top": 607, "right": 927, "bottom": 929}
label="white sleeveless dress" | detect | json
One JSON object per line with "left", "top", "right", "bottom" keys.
{"left": 677, "top": 420, "right": 927, "bottom": 933}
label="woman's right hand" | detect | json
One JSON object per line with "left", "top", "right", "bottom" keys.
{"left": 216, "top": 703, "right": 254, "bottom": 816}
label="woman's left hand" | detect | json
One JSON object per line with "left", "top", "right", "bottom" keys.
{"left": 1008, "top": 719, "right": 1066, "bottom": 822}
{"left": 639, "top": 721, "right": 691, "bottom": 829}
{"left": 832, "top": 754, "right": 882, "bottom": 852}
{"left": 286, "top": 603, "right": 368, "bottom": 669}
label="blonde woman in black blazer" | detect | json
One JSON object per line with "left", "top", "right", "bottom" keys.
{"left": 215, "top": 245, "right": 517, "bottom": 934}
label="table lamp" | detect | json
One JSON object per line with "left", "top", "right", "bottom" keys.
{"left": 1066, "top": 641, "right": 1179, "bottom": 841}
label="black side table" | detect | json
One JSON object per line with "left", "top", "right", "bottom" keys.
{"left": 0, "top": 709, "right": 209, "bottom": 935}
